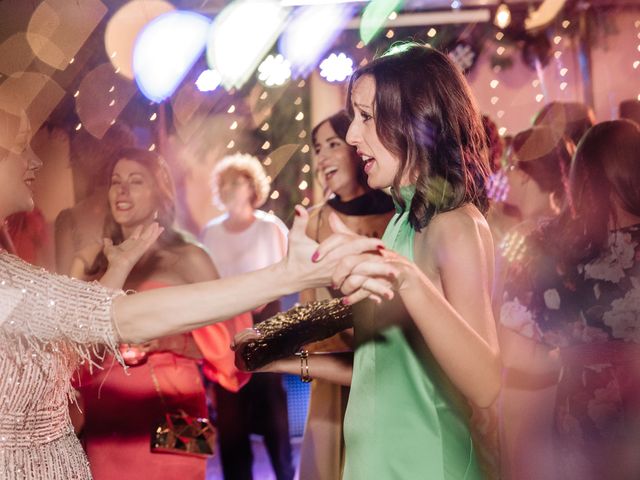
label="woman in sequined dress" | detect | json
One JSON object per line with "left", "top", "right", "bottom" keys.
{"left": 499, "top": 119, "right": 640, "bottom": 479}
{"left": 0, "top": 111, "right": 381, "bottom": 479}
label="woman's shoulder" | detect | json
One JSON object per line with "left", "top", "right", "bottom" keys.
{"left": 428, "top": 204, "right": 490, "bottom": 240}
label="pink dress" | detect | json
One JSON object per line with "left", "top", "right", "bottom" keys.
{"left": 79, "top": 281, "right": 207, "bottom": 480}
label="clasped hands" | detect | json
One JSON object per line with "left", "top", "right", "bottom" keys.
{"left": 313, "top": 210, "right": 414, "bottom": 306}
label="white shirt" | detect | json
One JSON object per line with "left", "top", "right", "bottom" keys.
{"left": 200, "top": 210, "right": 288, "bottom": 278}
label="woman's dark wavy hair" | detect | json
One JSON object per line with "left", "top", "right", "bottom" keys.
{"left": 511, "top": 125, "right": 573, "bottom": 199}
{"left": 346, "top": 43, "right": 490, "bottom": 231}
{"left": 87, "top": 147, "right": 186, "bottom": 276}
{"left": 536, "top": 119, "right": 640, "bottom": 266}
{"left": 311, "top": 110, "right": 369, "bottom": 191}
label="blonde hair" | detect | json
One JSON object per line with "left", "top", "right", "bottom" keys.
{"left": 211, "top": 153, "right": 271, "bottom": 208}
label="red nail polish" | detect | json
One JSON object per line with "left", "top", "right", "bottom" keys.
{"left": 295, "top": 208, "right": 301, "bottom": 217}
{"left": 376, "top": 245, "right": 385, "bottom": 251}
{"left": 311, "top": 251, "right": 319, "bottom": 262}
{"left": 342, "top": 297, "right": 350, "bottom": 305}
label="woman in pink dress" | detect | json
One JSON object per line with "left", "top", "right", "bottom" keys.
{"left": 72, "top": 148, "right": 220, "bottom": 479}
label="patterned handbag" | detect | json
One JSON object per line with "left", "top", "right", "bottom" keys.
{"left": 149, "top": 363, "right": 216, "bottom": 458}
{"left": 150, "top": 410, "right": 216, "bottom": 458}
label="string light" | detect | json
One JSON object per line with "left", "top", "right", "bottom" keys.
{"left": 356, "top": 40, "right": 365, "bottom": 49}
{"left": 536, "top": 93, "right": 544, "bottom": 102}
{"left": 298, "top": 180, "right": 308, "bottom": 190}
{"left": 75, "top": 123, "right": 82, "bottom": 131}
{"left": 388, "top": 11, "right": 397, "bottom": 20}
{"left": 554, "top": 51, "right": 562, "bottom": 59}
{"left": 562, "top": 20, "right": 570, "bottom": 29}
{"left": 294, "top": 97, "right": 302, "bottom": 105}
{"left": 226, "top": 140, "right": 235, "bottom": 149}
{"left": 560, "top": 68, "right": 568, "bottom": 76}
{"left": 298, "top": 130, "right": 307, "bottom": 139}
{"left": 260, "top": 91, "right": 268, "bottom": 100}
{"left": 385, "top": 29, "right": 395, "bottom": 39}
{"left": 427, "top": 28, "right": 437, "bottom": 38}
{"left": 262, "top": 141, "right": 271, "bottom": 150}
{"left": 297, "top": 80, "right": 306, "bottom": 88}
{"left": 69, "top": 57, "right": 75, "bottom": 64}
{"left": 108, "top": 99, "right": 116, "bottom": 107}
{"left": 228, "top": 105, "right": 236, "bottom": 113}
{"left": 301, "top": 163, "right": 311, "bottom": 172}
{"left": 264, "top": 157, "right": 273, "bottom": 166}
{"left": 494, "top": 3, "right": 511, "bottom": 30}
{"left": 497, "top": 46, "right": 505, "bottom": 55}
{"left": 301, "top": 145, "right": 310, "bottom": 154}
{"left": 270, "top": 190, "right": 280, "bottom": 199}
{"left": 108, "top": 85, "right": 115, "bottom": 93}
{"left": 495, "top": 32, "right": 504, "bottom": 41}
{"left": 150, "top": 113, "right": 157, "bottom": 121}
{"left": 491, "top": 96, "right": 499, "bottom": 105}
{"left": 148, "top": 143, "right": 156, "bottom": 151}
{"left": 560, "top": 82, "right": 567, "bottom": 90}
{"left": 553, "top": 36, "right": 562, "bottom": 45}
{"left": 301, "top": 197, "right": 310, "bottom": 206}
{"left": 295, "top": 112, "right": 304, "bottom": 121}
{"left": 490, "top": 80, "right": 499, "bottom": 88}
{"left": 261, "top": 123, "right": 270, "bottom": 131}
{"left": 73, "top": 90, "right": 80, "bottom": 98}
{"left": 230, "top": 120, "right": 238, "bottom": 130}
{"left": 498, "top": 127, "right": 507, "bottom": 136}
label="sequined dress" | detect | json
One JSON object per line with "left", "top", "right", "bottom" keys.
{"left": 0, "top": 252, "right": 123, "bottom": 479}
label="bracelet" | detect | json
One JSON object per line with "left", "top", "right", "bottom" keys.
{"left": 297, "top": 350, "right": 312, "bottom": 383}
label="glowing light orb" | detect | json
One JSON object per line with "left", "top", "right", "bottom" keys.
{"left": 360, "top": 0, "right": 402, "bottom": 45}
{"left": 196, "top": 69, "right": 222, "bottom": 92}
{"left": 105, "top": 0, "right": 175, "bottom": 80}
{"left": 207, "top": 0, "right": 289, "bottom": 90}
{"left": 278, "top": 3, "right": 356, "bottom": 78}
{"left": 257, "top": 54, "right": 291, "bottom": 87}
{"left": 133, "top": 11, "right": 211, "bottom": 102}
{"left": 319, "top": 52, "right": 353, "bottom": 82}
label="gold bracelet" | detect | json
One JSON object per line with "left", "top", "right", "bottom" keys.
{"left": 297, "top": 350, "right": 312, "bottom": 383}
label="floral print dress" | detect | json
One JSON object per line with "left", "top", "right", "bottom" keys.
{"left": 500, "top": 223, "right": 640, "bottom": 480}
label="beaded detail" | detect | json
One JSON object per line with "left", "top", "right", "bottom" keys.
{"left": 0, "top": 253, "right": 124, "bottom": 479}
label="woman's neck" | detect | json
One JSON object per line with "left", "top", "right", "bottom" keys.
{"left": 335, "top": 185, "right": 368, "bottom": 203}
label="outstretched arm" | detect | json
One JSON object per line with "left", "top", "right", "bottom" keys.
{"left": 113, "top": 207, "right": 384, "bottom": 344}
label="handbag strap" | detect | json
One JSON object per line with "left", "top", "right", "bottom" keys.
{"left": 149, "top": 361, "right": 170, "bottom": 411}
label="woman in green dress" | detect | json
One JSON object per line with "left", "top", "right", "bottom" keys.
{"left": 235, "top": 43, "right": 500, "bottom": 479}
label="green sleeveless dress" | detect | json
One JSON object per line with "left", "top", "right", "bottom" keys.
{"left": 342, "top": 186, "right": 482, "bottom": 479}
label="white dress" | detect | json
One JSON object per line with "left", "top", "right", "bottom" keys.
{"left": 0, "top": 252, "right": 123, "bottom": 479}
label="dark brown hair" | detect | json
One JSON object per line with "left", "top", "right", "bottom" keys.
{"left": 538, "top": 119, "right": 640, "bottom": 265}
{"left": 511, "top": 125, "right": 573, "bottom": 199}
{"left": 88, "top": 148, "right": 185, "bottom": 276}
{"left": 533, "top": 101, "right": 594, "bottom": 147}
{"left": 311, "top": 110, "right": 368, "bottom": 190}
{"left": 347, "top": 43, "right": 490, "bottom": 231}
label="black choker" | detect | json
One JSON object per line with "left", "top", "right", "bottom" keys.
{"left": 327, "top": 190, "right": 394, "bottom": 216}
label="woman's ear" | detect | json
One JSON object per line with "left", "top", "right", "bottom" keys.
{"left": 549, "top": 191, "right": 562, "bottom": 215}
